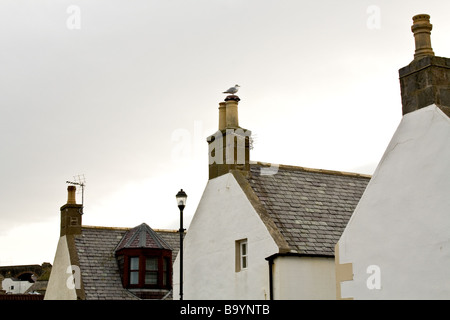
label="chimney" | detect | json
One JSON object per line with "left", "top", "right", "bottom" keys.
{"left": 60, "top": 185, "right": 83, "bottom": 236}
{"left": 207, "top": 94, "right": 252, "bottom": 180}
{"left": 399, "top": 14, "right": 450, "bottom": 117}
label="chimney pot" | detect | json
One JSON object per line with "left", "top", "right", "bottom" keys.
{"left": 225, "top": 96, "right": 240, "bottom": 128}
{"left": 67, "top": 185, "right": 77, "bottom": 204}
{"left": 218, "top": 102, "right": 226, "bottom": 130}
{"left": 411, "top": 14, "right": 435, "bottom": 60}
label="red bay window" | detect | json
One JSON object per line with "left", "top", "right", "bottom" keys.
{"left": 117, "top": 248, "right": 172, "bottom": 290}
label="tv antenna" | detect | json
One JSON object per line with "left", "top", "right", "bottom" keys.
{"left": 66, "top": 174, "right": 86, "bottom": 215}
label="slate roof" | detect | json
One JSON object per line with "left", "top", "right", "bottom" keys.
{"left": 74, "top": 225, "right": 180, "bottom": 300}
{"left": 246, "top": 163, "right": 370, "bottom": 256}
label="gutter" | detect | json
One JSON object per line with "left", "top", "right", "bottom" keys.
{"left": 267, "top": 258, "right": 274, "bottom": 300}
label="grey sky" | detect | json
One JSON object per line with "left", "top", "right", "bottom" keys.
{"left": 1, "top": 0, "right": 449, "bottom": 265}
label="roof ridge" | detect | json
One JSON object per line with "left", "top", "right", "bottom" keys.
{"left": 82, "top": 225, "right": 131, "bottom": 231}
{"left": 81, "top": 225, "right": 179, "bottom": 233}
{"left": 250, "top": 161, "right": 372, "bottom": 179}
{"left": 153, "top": 228, "right": 179, "bottom": 233}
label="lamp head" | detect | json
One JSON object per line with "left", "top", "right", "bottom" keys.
{"left": 176, "top": 189, "right": 187, "bottom": 209}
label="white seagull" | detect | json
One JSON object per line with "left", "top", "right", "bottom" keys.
{"left": 223, "top": 84, "right": 240, "bottom": 95}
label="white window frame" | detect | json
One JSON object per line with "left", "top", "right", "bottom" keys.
{"left": 235, "top": 239, "right": 248, "bottom": 272}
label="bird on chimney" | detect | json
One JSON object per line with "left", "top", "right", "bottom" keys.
{"left": 223, "top": 84, "right": 240, "bottom": 95}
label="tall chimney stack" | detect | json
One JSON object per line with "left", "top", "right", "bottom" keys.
{"left": 60, "top": 185, "right": 83, "bottom": 236}
{"left": 207, "top": 94, "right": 251, "bottom": 180}
{"left": 399, "top": 14, "right": 450, "bottom": 117}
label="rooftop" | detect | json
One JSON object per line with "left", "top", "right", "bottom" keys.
{"left": 74, "top": 225, "right": 180, "bottom": 300}
{"left": 245, "top": 162, "right": 370, "bottom": 256}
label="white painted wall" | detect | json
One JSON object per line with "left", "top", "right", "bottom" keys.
{"left": 44, "top": 235, "right": 78, "bottom": 300}
{"left": 337, "top": 105, "right": 450, "bottom": 299}
{"left": 273, "top": 256, "right": 336, "bottom": 300}
{"left": 2, "top": 278, "right": 33, "bottom": 294}
{"left": 173, "top": 173, "right": 279, "bottom": 300}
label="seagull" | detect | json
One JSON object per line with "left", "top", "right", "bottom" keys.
{"left": 223, "top": 84, "right": 240, "bottom": 95}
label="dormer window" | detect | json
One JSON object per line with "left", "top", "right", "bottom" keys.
{"left": 115, "top": 223, "right": 173, "bottom": 296}
{"left": 118, "top": 249, "right": 172, "bottom": 289}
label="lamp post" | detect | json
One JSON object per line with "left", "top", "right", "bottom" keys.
{"left": 176, "top": 189, "right": 187, "bottom": 300}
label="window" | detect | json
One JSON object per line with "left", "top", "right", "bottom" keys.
{"left": 240, "top": 241, "right": 248, "bottom": 269}
{"left": 129, "top": 257, "right": 139, "bottom": 285}
{"left": 235, "top": 239, "right": 248, "bottom": 272}
{"left": 145, "top": 257, "right": 158, "bottom": 285}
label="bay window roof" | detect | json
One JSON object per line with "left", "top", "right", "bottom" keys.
{"left": 115, "top": 223, "right": 173, "bottom": 252}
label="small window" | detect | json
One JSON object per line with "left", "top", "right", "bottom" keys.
{"left": 235, "top": 239, "right": 248, "bottom": 272}
{"left": 129, "top": 257, "right": 139, "bottom": 285}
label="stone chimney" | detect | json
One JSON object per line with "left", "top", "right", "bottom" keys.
{"left": 207, "top": 94, "right": 252, "bottom": 180}
{"left": 60, "top": 185, "right": 83, "bottom": 236}
{"left": 399, "top": 14, "right": 450, "bottom": 117}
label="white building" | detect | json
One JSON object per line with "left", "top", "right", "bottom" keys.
{"left": 173, "top": 95, "right": 370, "bottom": 300}
{"left": 335, "top": 14, "right": 450, "bottom": 299}
{"left": 2, "top": 277, "right": 34, "bottom": 294}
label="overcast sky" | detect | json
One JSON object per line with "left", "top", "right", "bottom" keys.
{"left": 1, "top": 0, "right": 449, "bottom": 266}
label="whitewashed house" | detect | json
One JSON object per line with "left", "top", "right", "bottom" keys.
{"left": 173, "top": 95, "right": 370, "bottom": 300}
{"left": 2, "top": 277, "right": 34, "bottom": 294}
{"left": 335, "top": 14, "right": 450, "bottom": 299}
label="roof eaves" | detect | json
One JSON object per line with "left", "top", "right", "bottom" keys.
{"left": 265, "top": 252, "right": 334, "bottom": 262}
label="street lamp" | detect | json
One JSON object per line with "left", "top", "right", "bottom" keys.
{"left": 176, "top": 189, "right": 187, "bottom": 300}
